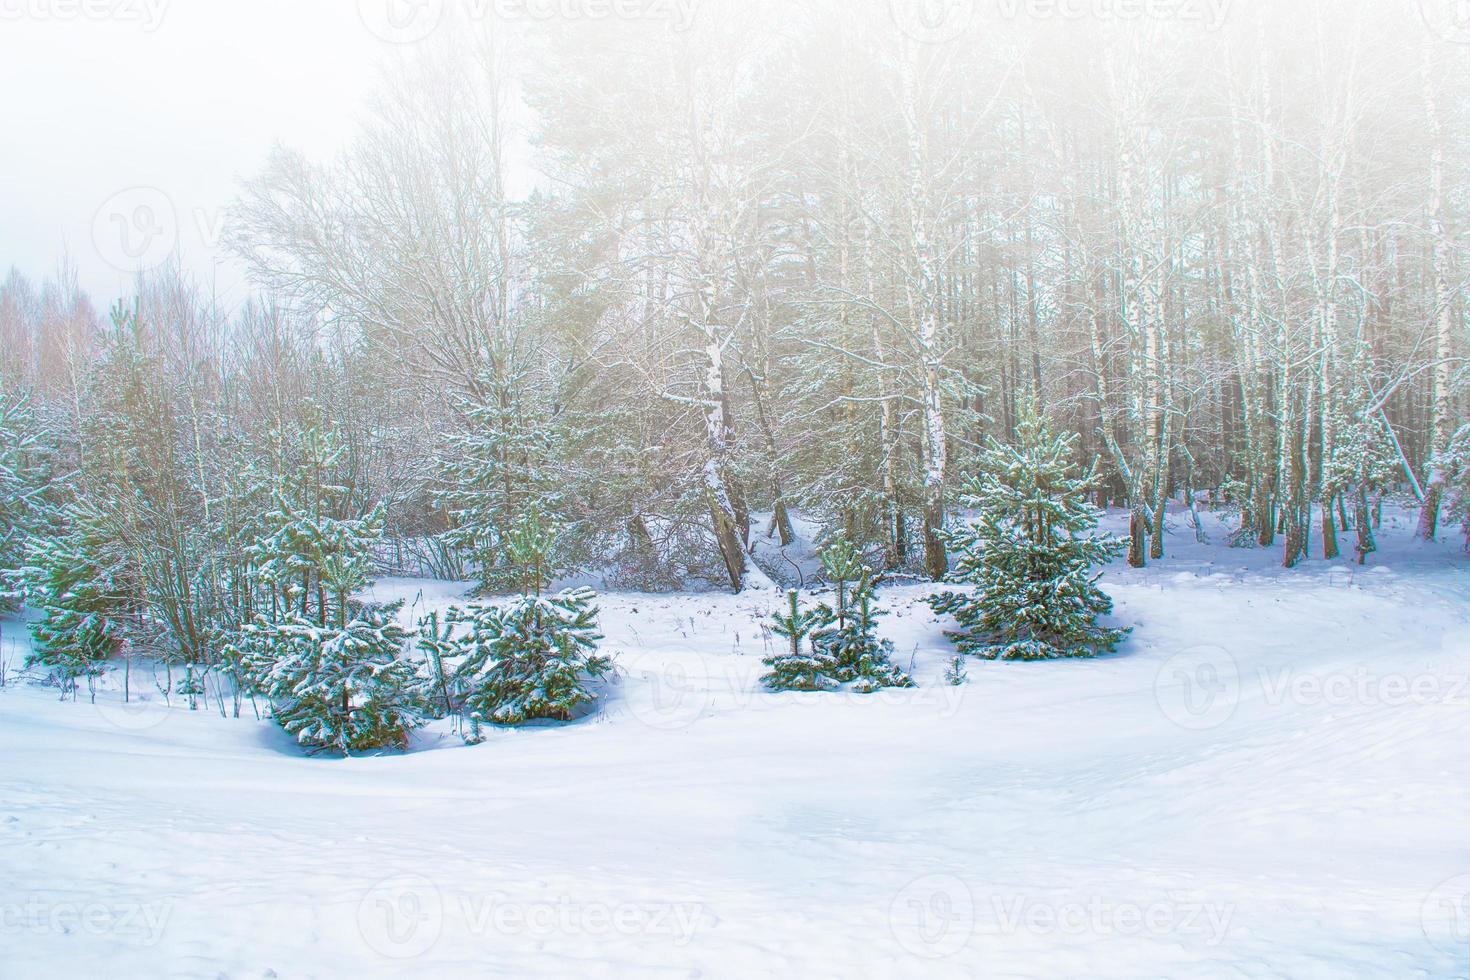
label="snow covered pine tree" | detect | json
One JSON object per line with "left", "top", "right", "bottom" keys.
{"left": 23, "top": 500, "right": 126, "bottom": 696}
{"left": 930, "top": 400, "right": 1130, "bottom": 661}
{"left": 811, "top": 538, "right": 913, "bottom": 692}
{"left": 430, "top": 507, "right": 612, "bottom": 738}
{"left": 761, "top": 589, "right": 838, "bottom": 692}
{"left": 763, "top": 538, "right": 914, "bottom": 693}
{"left": 233, "top": 421, "right": 425, "bottom": 755}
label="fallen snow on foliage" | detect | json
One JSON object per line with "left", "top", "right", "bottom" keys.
{"left": 2, "top": 509, "right": 1470, "bottom": 978}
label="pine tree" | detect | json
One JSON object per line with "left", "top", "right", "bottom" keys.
{"left": 415, "top": 609, "right": 457, "bottom": 721}
{"left": 240, "top": 600, "right": 422, "bottom": 755}
{"left": 930, "top": 401, "right": 1129, "bottom": 661}
{"left": 233, "top": 417, "right": 426, "bottom": 754}
{"left": 437, "top": 361, "right": 564, "bottom": 595}
{"left": 23, "top": 500, "right": 127, "bottom": 695}
{"left": 833, "top": 587, "right": 915, "bottom": 693}
{"left": 943, "top": 655, "right": 968, "bottom": 686}
{"left": 761, "top": 590, "right": 838, "bottom": 692}
{"left": 433, "top": 508, "right": 612, "bottom": 732}
{"left": 1433, "top": 423, "right": 1470, "bottom": 550}
{"left": 0, "top": 385, "right": 52, "bottom": 609}
{"left": 810, "top": 538, "right": 913, "bottom": 692}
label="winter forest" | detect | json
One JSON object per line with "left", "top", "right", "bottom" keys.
{"left": 4, "top": 1, "right": 1470, "bottom": 976}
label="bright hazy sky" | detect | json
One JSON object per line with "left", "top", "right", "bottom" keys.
{"left": 0, "top": 1, "right": 405, "bottom": 311}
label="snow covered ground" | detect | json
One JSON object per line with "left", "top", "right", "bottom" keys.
{"left": 3, "top": 508, "right": 1470, "bottom": 978}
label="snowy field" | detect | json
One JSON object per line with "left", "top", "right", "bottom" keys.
{"left": 3, "top": 509, "right": 1470, "bottom": 978}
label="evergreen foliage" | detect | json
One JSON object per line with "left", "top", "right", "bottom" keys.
{"left": 930, "top": 402, "right": 1129, "bottom": 661}
{"left": 1434, "top": 423, "right": 1470, "bottom": 549}
{"left": 438, "top": 361, "right": 564, "bottom": 594}
{"left": 762, "top": 537, "right": 914, "bottom": 693}
{"left": 943, "top": 655, "right": 968, "bottom": 686}
{"left": 231, "top": 416, "right": 426, "bottom": 754}
{"left": 240, "top": 600, "right": 422, "bottom": 755}
{"left": 811, "top": 538, "right": 914, "bottom": 692}
{"left": 23, "top": 500, "right": 127, "bottom": 694}
{"left": 761, "top": 589, "right": 838, "bottom": 692}
{"left": 426, "top": 508, "right": 613, "bottom": 733}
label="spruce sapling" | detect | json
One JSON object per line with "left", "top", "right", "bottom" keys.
{"left": 761, "top": 589, "right": 838, "bottom": 692}
{"left": 930, "top": 399, "right": 1130, "bottom": 660}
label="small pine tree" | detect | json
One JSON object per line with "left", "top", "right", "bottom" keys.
{"left": 415, "top": 609, "right": 457, "bottom": 721}
{"left": 811, "top": 538, "right": 913, "bottom": 692}
{"left": 23, "top": 500, "right": 126, "bottom": 695}
{"left": 944, "top": 655, "right": 968, "bottom": 686}
{"left": 241, "top": 600, "right": 423, "bottom": 754}
{"left": 835, "top": 586, "right": 915, "bottom": 693}
{"left": 930, "top": 401, "right": 1129, "bottom": 661}
{"left": 232, "top": 418, "right": 426, "bottom": 755}
{"left": 438, "top": 361, "right": 564, "bottom": 595}
{"left": 436, "top": 508, "right": 613, "bottom": 731}
{"left": 761, "top": 590, "right": 838, "bottom": 692}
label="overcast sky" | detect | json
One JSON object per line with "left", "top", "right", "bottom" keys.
{"left": 0, "top": 1, "right": 405, "bottom": 311}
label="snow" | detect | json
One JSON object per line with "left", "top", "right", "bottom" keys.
{"left": 3, "top": 508, "right": 1470, "bottom": 978}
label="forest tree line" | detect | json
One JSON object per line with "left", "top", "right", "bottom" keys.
{"left": 3, "top": 0, "right": 1469, "bottom": 676}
